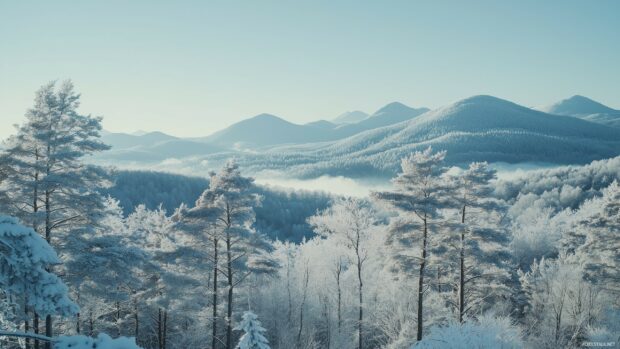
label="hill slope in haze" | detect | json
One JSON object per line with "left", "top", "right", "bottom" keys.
{"left": 202, "top": 95, "right": 620, "bottom": 178}
{"left": 98, "top": 131, "right": 223, "bottom": 161}
{"left": 91, "top": 96, "right": 620, "bottom": 179}
{"left": 200, "top": 102, "right": 428, "bottom": 147}
{"left": 540, "top": 95, "right": 620, "bottom": 128}
{"left": 201, "top": 113, "right": 335, "bottom": 147}
{"left": 332, "top": 110, "right": 369, "bottom": 124}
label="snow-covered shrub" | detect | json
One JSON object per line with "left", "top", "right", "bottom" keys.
{"left": 235, "top": 311, "right": 270, "bottom": 349}
{"left": 54, "top": 333, "right": 142, "bottom": 349}
{"left": 0, "top": 215, "right": 77, "bottom": 317}
{"left": 413, "top": 314, "right": 523, "bottom": 349}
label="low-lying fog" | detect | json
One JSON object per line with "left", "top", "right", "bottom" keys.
{"left": 255, "top": 163, "right": 561, "bottom": 197}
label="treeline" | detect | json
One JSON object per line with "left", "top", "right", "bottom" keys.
{"left": 104, "top": 170, "right": 333, "bottom": 242}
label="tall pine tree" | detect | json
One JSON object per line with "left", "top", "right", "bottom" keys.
{"left": 184, "top": 161, "right": 276, "bottom": 349}
{"left": 372, "top": 147, "right": 450, "bottom": 342}
{"left": 444, "top": 162, "right": 511, "bottom": 322}
{"left": 1, "top": 80, "right": 109, "bottom": 346}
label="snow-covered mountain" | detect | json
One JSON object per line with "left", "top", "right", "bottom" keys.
{"left": 197, "top": 95, "right": 620, "bottom": 178}
{"left": 199, "top": 102, "right": 428, "bottom": 147}
{"left": 370, "top": 101, "right": 428, "bottom": 123}
{"left": 200, "top": 113, "right": 336, "bottom": 147}
{"left": 99, "top": 130, "right": 223, "bottom": 161}
{"left": 94, "top": 96, "right": 620, "bottom": 176}
{"left": 101, "top": 131, "right": 177, "bottom": 149}
{"left": 540, "top": 95, "right": 620, "bottom": 128}
{"left": 330, "top": 102, "right": 429, "bottom": 138}
{"left": 332, "top": 110, "right": 369, "bottom": 124}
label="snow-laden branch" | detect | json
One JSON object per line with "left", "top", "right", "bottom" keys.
{"left": 0, "top": 330, "right": 54, "bottom": 342}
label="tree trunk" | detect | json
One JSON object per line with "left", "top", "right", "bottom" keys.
{"left": 163, "top": 311, "right": 168, "bottom": 349}
{"left": 226, "top": 234, "right": 233, "bottom": 349}
{"left": 25, "top": 304, "right": 30, "bottom": 349}
{"left": 459, "top": 204, "right": 466, "bottom": 323}
{"left": 212, "top": 237, "right": 219, "bottom": 349}
{"left": 335, "top": 259, "right": 342, "bottom": 334}
{"left": 321, "top": 296, "right": 331, "bottom": 349}
{"left": 416, "top": 217, "right": 428, "bottom": 342}
{"left": 286, "top": 254, "right": 292, "bottom": 325}
{"left": 134, "top": 298, "right": 139, "bottom": 339}
{"left": 89, "top": 312, "right": 94, "bottom": 337}
{"left": 45, "top": 315, "right": 52, "bottom": 349}
{"left": 158, "top": 308, "right": 163, "bottom": 349}
{"left": 358, "top": 262, "right": 363, "bottom": 349}
{"left": 297, "top": 265, "right": 309, "bottom": 347}
{"left": 116, "top": 299, "right": 121, "bottom": 336}
{"left": 44, "top": 191, "right": 52, "bottom": 349}
{"left": 34, "top": 312, "right": 40, "bottom": 349}
{"left": 32, "top": 149, "right": 39, "bottom": 233}
{"left": 29, "top": 151, "right": 39, "bottom": 349}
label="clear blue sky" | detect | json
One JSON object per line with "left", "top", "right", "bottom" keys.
{"left": 1, "top": 0, "right": 619, "bottom": 139}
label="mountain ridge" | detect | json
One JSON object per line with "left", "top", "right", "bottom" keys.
{"left": 540, "top": 95, "right": 620, "bottom": 128}
{"left": 199, "top": 95, "right": 620, "bottom": 178}
{"left": 332, "top": 110, "right": 369, "bottom": 124}
{"left": 198, "top": 101, "right": 428, "bottom": 147}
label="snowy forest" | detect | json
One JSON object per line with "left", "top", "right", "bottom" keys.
{"left": 0, "top": 81, "right": 618, "bottom": 349}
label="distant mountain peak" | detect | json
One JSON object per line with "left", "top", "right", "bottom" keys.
{"left": 542, "top": 95, "right": 617, "bottom": 116}
{"left": 450, "top": 95, "right": 533, "bottom": 112}
{"left": 249, "top": 113, "right": 286, "bottom": 122}
{"left": 568, "top": 94, "right": 593, "bottom": 101}
{"left": 373, "top": 101, "right": 413, "bottom": 115}
{"left": 143, "top": 131, "right": 174, "bottom": 137}
{"left": 457, "top": 95, "right": 504, "bottom": 103}
{"left": 332, "top": 110, "right": 369, "bottom": 124}
{"left": 306, "top": 120, "right": 336, "bottom": 129}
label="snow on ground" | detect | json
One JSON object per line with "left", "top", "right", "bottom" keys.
{"left": 54, "top": 333, "right": 142, "bottom": 349}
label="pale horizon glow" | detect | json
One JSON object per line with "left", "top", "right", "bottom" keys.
{"left": 1, "top": 0, "right": 619, "bottom": 139}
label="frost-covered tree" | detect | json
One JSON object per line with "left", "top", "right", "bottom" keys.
{"left": 372, "top": 147, "right": 449, "bottom": 341}
{"left": 0, "top": 215, "right": 77, "bottom": 331}
{"left": 518, "top": 254, "right": 603, "bottom": 348}
{"left": 63, "top": 198, "right": 147, "bottom": 336}
{"left": 125, "top": 204, "right": 193, "bottom": 349}
{"left": 2, "top": 80, "right": 109, "bottom": 239}
{"left": 172, "top": 198, "right": 224, "bottom": 349}
{"left": 235, "top": 311, "right": 270, "bottom": 349}
{"left": 571, "top": 181, "right": 620, "bottom": 293}
{"left": 0, "top": 81, "right": 109, "bottom": 344}
{"left": 308, "top": 198, "right": 377, "bottom": 349}
{"left": 0, "top": 154, "right": 11, "bottom": 214}
{"left": 509, "top": 207, "right": 571, "bottom": 270}
{"left": 191, "top": 161, "right": 276, "bottom": 349}
{"left": 444, "top": 162, "right": 511, "bottom": 322}
{"left": 414, "top": 313, "right": 523, "bottom": 349}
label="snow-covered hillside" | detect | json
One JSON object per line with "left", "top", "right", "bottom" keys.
{"left": 192, "top": 102, "right": 428, "bottom": 148}
{"left": 99, "top": 131, "right": 223, "bottom": 161}
{"left": 541, "top": 95, "right": 620, "bottom": 128}
{"left": 192, "top": 95, "right": 620, "bottom": 178}
{"left": 200, "top": 113, "right": 335, "bottom": 147}
{"left": 96, "top": 102, "right": 429, "bottom": 156}
{"left": 332, "top": 110, "right": 369, "bottom": 124}
{"left": 92, "top": 96, "right": 620, "bottom": 178}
